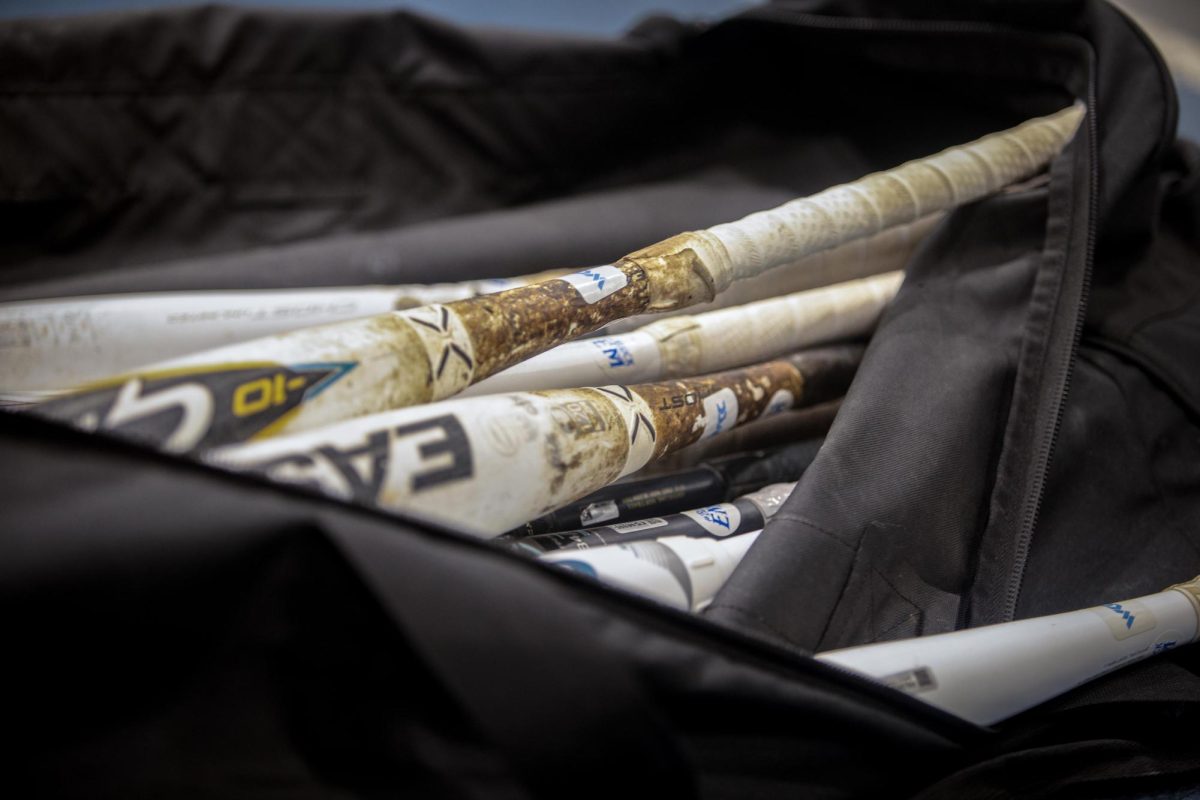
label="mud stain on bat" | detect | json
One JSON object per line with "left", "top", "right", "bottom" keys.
{"left": 533, "top": 391, "right": 628, "bottom": 500}
{"left": 630, "top": 360, "right": 807, "bottom": 459}
{"left": 617, "top": 232, "right": 725, "bottom": 312}
{"left": 356, "top": 312, "right": 437, "bottom": 408}
{"left": 450, "top": 263, "right": 651, "bottom": 381}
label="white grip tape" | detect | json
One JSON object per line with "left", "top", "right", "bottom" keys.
{"left": 642, "top": 271, "right": 902, "bottom": 378}
{"left": 704, "top": 104, "right": 1084, "bottom": 283}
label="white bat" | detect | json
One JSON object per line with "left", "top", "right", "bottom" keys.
{"left": 600, "top": 212, "right": 938, "bottom": 333}
{"left": 209, "top": 349, "right": 859, "bottom": 535}
{"left": 0, "top": 271, "right": 565, "bottom": 395}
{"left": 460, "top": 271, "right": 903, "bottom": 397}
{"left": 541, "top": 530, "right": 761, "bottom": 613}
{"left": 32, "top": 104, "right": 1084, "bottom": 453}
{"left": 0, "top": 213, "right": 930, "bottom": 400}
{"left": 818, "top": 576, "right": 1200, "bottom": 725}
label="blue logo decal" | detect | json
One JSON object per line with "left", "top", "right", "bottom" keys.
{"left": 580, "top": 269, "right": 607, "bottom": 290}
{"left": 714, "top": 400, "right": 729, "bottom": 433}
{"left": 1105, "top": 603, "right": 1136, "bottom": 630}
{"left": 592, "top": 337, "right": 635, "bottom": 368}
{"left": 1153, "top": 641, "right": 1178, "bottom": 654}
{"left": 696, "top": 505, "right": 732, "bottom": 530}
{"left": 556, "top": 559, "right": 598, "bottom": 579}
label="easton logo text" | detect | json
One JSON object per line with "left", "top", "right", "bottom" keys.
{"left": 696, "top": 505, "right": 732, "bottom": 530}
{"left": 592, "top": 337, "right": 635, "bottom": 368}
{"left": 250, "top": 414, "right": 474, "bottom": 504}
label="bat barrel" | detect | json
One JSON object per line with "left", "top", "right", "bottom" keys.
{"left": 541, "top": 531, "right": 761, "bottom": 612}
{"left": 211, "top": 350, "right": 852, "bottom": 535}
{"left": 817, "top": 576, "right": 1200, "bottom": 725}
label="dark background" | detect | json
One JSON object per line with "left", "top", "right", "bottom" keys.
{"left": 0, "top": 1, "right": 1196, "bottom": 140}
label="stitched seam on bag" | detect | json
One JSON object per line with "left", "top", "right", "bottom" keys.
{"left": 701, "top": 601, "right": 814, "bottom": 649}
{"left": 865, "top": 566, "right": 925, "bottom": 643}
{"left": 771, "top": 513, "right": 858, "bottom": 550}
{"left": 0, "top": 81, "right": 663, "bottom": 200}
{"left": 815, "top": 531, "right": 868, "bottom": 648}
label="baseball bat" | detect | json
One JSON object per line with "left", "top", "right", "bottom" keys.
{"left": 817, "top": 576, "right": 1200, "bottom": 725}
{"left": 644, "top": 400, "right": 839, "bottom": 476}
{"left": 542, "top": 530, "right": 761, "bottom": 612}
{"left": 208, "top": 347, "right": 860, "bottom": 536}
{"left": 32, "top": 105, "right": 1083, "bottom": 453}
{"left": 458, "top": 271, "right": 902, "bottom": 397}
{"left": 0, "top": 270, "right": 567, "bottom": 394}
{"left": 508, "top": 482, "right": 793, "bottom": 555}
{"left": 507, "top": 437, "right": 821, "bottom": 535}
{"left": 0, "top": 211, "right": 936, "bottom": 397}
{"left": 600, "top": 212, "right": 939, "bottom": 333}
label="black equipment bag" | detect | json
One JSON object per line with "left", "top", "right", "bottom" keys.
{"left": 2, "top": 1, "right": 1199, "bottom": 796}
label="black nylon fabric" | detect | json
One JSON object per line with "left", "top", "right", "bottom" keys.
{"left": 0, "top": 8, "right": 702, "bottom": 282}
{"left": 708, "top": 0, "right": 1199, "bottom": 638}
{"left": 2, "top": 1, "right": 1200, "bottom": 797}
{"left": 0, "top": 172, "right": 800, "bottom": 299}
{"left": 0, "top": 413, "right": 974, "bottom": 799}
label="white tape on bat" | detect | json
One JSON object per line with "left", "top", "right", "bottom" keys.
{"left": 695, "top": 104, "right": 1085, "bottom": 289}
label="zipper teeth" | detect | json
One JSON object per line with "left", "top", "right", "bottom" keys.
{"left": 1004, "top": 76, "right": 1101, "bottom": 620}
{"left": 742, "top": 2, "right": 1106, "bottom": 624}
{"left": 1003, "top": 0, "right": 1179, "bottom": 618}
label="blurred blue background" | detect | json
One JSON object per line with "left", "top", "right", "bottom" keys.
{"left": 0, "top": 0, "right": 1196, "bottom": 140}
{"left": 0, "top": 0, "right": 753, "bottom": 34}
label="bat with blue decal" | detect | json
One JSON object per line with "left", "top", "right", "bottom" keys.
{"left": 458, "top": 271, "right": 902, "bottom": 397}
{"left": 208, "top": 347, "right": 860, "bottom": 536}
{"left": 818, "top": 575, "right": 1200, "bottom": 725}
{"left": 30, "top": 105, "right": 1083, "bottom": 453}
{"left": 507, "top": 436, "right": 822, "bottom": 536}
{"left": 505, "top": 481, "right": 794, "bottom": 554}
{"left": 0, "top": 212, "right": 936, "bottom": 399}
{"left": 543, "top": 529, "right": 762, "bottom": 613}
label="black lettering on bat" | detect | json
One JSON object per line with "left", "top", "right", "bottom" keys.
{"left": 250, "top": 452, "right": 334, "bottom": 496}
{"left": 316, "top": 429, "right": 391, "bottom": 501}
{"left": 250, "top": 414, "right": 473, "bottom": 503}
{"left": 252, "top": 430, "right": 391, "bottom": 504}
{"left": 656, "top": 392, "right": 698, "bottom": 411}
{"left": 393, "top": 414, "right": 474, "bottom": 491}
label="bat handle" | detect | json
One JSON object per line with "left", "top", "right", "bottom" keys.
{"left": 1169, "top": 575, "right": 1200, "bottom": 641}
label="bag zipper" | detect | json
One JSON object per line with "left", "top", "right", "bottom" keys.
{"left": 731, "top": 4, "right": 1111, "bottom": 625}
{"left": 1002, "top": 3, "right": 1179, "bottom": 620}
{"left": 1002, "top": 77, "right": 1099, "bottom": 620}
